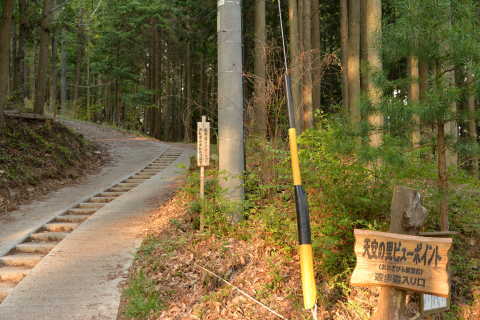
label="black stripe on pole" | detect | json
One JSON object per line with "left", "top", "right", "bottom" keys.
{"left": 285, "top": 75, "right": 296, "bottom": 129}
{"left": 294, "top": 186, "right": 312, "bottom": 245}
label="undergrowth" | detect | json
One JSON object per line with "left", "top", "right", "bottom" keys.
{"left": 123, "top": 117, "right": 479, "bottom": 319}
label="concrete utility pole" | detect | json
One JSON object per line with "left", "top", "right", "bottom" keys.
{"left": 217, "top": 0, "right": 245, "bottom": 222}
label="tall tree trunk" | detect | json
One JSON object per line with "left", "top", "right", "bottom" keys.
{"left": 11, "top": 16, "right": 17, "bottom": 99}
{"left": 60, "top": 33, "right": 67, "bottom": 112}
{"left": 15, "top": 0, "right": 28, "bottom": 103}
{"left": 340, "top": 0, "right": 349, "bottom": 113}
{"left": 437, "top": 120, "right": 449, "bottom": 231}
{"left": 409, "top": 55, "right": 421, "bottom": 147}
{"left": 34, "top": 0, "right": 52, "bottom": 115}
{"left": 302, "top": 0, "right": 313, "bottom": 129}
{"left": 360, "top": 0, "right": 368, "bottom": 91}
{"left": 253, "top": 0, "right": 267, "bottom": 137}
{"left": 467, "top": 71, "right": 478, "bottom": 176}
{"left": 312, "top": 0, "right": 321, "bottom": 111}
{"left": 73, "top": 11, "right": 86, "bottom": 113}
{"left": 366, "top": 0, "right": 383, "bottom": 148}
{"left": 445, "top": 68, "right": 458, "bottom": 168}
{"left": 218, "top": 0, "right": 245, "bottom": 220}
{"left": 444, "top": 2, "right": 457, "bottom": 168}
{"left": 0, "top": 0, "right": 15, "bottom": 127}
{"left": 50, "top": 35, "right": 58, "bottom": 117}
{"left": 348, "top": 0, "right": 361, "bottom": 125}
{"left": 288, "top": 0, "right": 303, "bottom": 132}
{"left": 184, "top": 43, "right": 192, "bottom": 142}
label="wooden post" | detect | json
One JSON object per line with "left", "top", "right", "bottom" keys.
{"left": 197, "top": 116, "right": 210, "bottom": 231}
{"left": 199, "top": 165, "right": 205, "bottom": 231}
{"left": 373, "top": 186, "right": 428, "bottom": 320}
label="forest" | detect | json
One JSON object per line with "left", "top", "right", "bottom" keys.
{"left": 1, "top": 0, "right": 480, "bottom": 319}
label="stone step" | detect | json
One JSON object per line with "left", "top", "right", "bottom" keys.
{"left": 108, "top": 186, "right": 131, "bottom": 192}
{"left": 77, "top": 203, "right": 105, "bottom": 209}
{"left": 54, "top": 215, "right": 89, "bottom": 223}
{"left": 145, "top": 166, "right": 166, "bottom": 169}
{"left": 99, "top": 192, "right": 123, "bottom": 197}
{"left": 118, "top": 183, "right": 139, "bottom": 188}
{"left": 0, "top": 267, "right": 30, "bottom": 282}
{"left": 43, "top": 223, "right": 79, "bottom": 233}
{"left": 15, "top": 242, "right": 57, "bottom": 254}
{"left": 0, "top": 254, "right": 44, "bottom": 268}
{"left": 88, "top": 197, "right": 116, "bottom": 203}
{"left": 124, "top": 178, "right": 148, "bottom": 183}
{"left": 140, "top": 169, "right": 161, "bottom": 174}
{"left": 30, "top": 232, "right": 69, "bottom": 242}
{"left": 66, "top": 208, "right": 97, "bottom": 215}
{"left": 132, "top": 174, "right": 154, "bottom": 179}
{"left": 0, "top": 281, "right": 16, "bottom": 302}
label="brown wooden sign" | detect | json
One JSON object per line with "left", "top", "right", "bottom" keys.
{"left": 351, "top": 229, "right": 452, "bottom": 297}
{"left": 197, "top": 116, "right": 210, "bottom": 167}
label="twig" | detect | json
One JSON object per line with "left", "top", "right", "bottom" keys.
{"left": 195, "top": 263, "right": 289, "bottom": 320}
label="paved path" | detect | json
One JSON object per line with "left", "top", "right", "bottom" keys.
{"left": 0, "top": 120, "right": 167, "bottom": 257}
{"left": 0, "top": 121, "right": 194, "bottom": 319}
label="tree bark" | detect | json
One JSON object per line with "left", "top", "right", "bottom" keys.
{"left": 218, "top": 0, "right": 245, "bottom": 221}
{"left": 302, "top": 0, "right": 313, "bottom": 129}
{"left": 467, "top": 71, "right": 478, "bottom": 176}
{"left": 366, "top": 0, "right": 383, "bottom": 148}
{"left": 409, "top": 55, "right": 421, "bottom": 147}
{"left": 312, "top": 0, "right": 321, "bottom": 111}
{"left": 50, "top": 35, "right": 58, "bottom": 117}
{"left": 34, "top": 0, "right": 52, "bottom": 115}
{"left": 437, "top": 121, "right": 449, "bottom": 231}
{"left": 288, "top": 0, "right": 303, "bottom": 132}
{"left": 348, "top": 0, "right": 361, "bottom": 125}
{"left": 184, "top": 43, "right": 192, "bottom": 142}
{"left": 73, "top": 11, "right": 86, "bottom": 113}
{"left": 15, "top": 0, "right": 28, "bottom": 103}
{"left": 253, "top": 0, "right": 267, "bottom": 137}
{"left": 360, "top": 0, "right": 368, "bottom": 91}
{"left": 340, "top": 0, "right": 349, "bottom": 113}
{"left": 445, "top": 68, "right": 458, "bottom": 168}
{"left": 0, "top": 0, "right": 15, "bottom": 128}
{"left": 60, "top": 33, "right": 67, "bottom": 112}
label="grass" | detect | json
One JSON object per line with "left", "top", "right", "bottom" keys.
{"left": 124, "top": 271, "right": 164, "bottom": 319}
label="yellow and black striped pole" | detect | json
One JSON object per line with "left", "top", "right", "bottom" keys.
{"left": 278, "top": 0, "right": 317, "bottom": 311}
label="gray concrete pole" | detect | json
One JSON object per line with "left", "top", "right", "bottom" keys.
{"left": 217, "top": 0, "right": 245, "bottom": 221}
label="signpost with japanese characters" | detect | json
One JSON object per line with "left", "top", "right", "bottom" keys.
{"left": 351, "top": 229, "right": 453, "bottom": 297}
{"left": 197, "top": 116, "right": 210, "bottom": 167}
{"left": 197, "top": 116, "right": 210, "bottom": 231}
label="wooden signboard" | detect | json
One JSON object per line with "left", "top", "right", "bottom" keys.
{"left": 197, "top": 116, "right": 210, "bottom": 167}
{"left": 351, "top": 229, "right": 452, "bottom": 297}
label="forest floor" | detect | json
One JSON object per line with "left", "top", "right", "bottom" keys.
{"left": 117, "top": 188, "right": 372, "bottom": 320}
{"left": 118, "top": 176, "right": 480, "bottom": 320}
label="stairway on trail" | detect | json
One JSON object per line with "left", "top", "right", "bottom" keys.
{"left": 0, "top": 149, "right": 183, "bottom": 304}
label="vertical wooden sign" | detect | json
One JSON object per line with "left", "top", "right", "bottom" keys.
{"left": 197, "top": 116, "right": 210, "bottom": 167}
{"left": 197, "top": 116, "right": 210, "bottom": 231}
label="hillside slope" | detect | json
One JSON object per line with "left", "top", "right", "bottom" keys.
{"left": 0, "top": 117, "right": 105, "bottom": 212}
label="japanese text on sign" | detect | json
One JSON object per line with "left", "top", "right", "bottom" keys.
{"left": 197, "top": 120, "right": 210, "bottom": 167}
{"left": 351, "top": 230, "right": 452, "bottom": 297}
